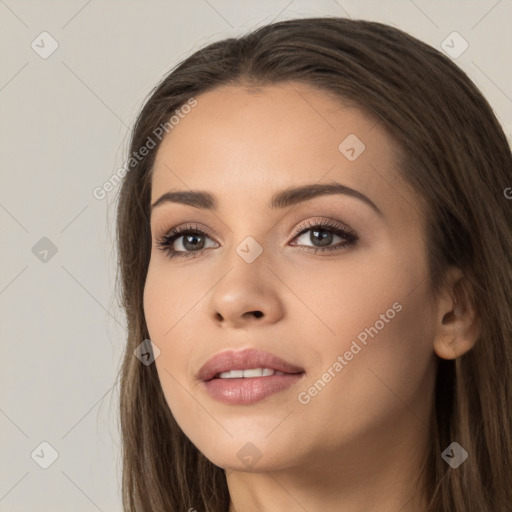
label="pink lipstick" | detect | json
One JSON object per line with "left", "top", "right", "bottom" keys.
{"left": 198, "top": 348, "right": 305, "bottom": 405}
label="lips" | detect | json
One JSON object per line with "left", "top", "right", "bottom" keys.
{"left": 198, "top": 347, "right": 305, "bottom": 382}
{"left": 198, "top": 348, "right": 306, "bottom": 405}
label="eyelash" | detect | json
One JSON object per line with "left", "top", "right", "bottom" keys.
{"left": 155, "top": 219, "right": 358, "bottom": 260}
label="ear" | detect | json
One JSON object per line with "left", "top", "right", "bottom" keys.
{"left": 433, "top": 266, "right": 481, "bottom": 360}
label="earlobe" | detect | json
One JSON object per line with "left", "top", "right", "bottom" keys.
{"left": 432, "top": 268, "right": 481, "bottom": 360}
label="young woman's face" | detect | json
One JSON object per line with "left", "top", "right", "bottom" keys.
{"left": 144, "top": 82, "right": 439, "bottom": 474}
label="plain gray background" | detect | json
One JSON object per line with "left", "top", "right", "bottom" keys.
{"left": 1, "top": 1, "right": 511, "bottom": 510}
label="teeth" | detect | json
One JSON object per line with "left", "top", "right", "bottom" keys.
{"left": 218, "top": 368, "right": 277, "bottom": 379}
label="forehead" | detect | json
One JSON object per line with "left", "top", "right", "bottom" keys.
{"left": 153, "top": 82, "right": 391, "bottom": 172}
{"left": 150, "top": 82, "right": 412, "bottom": 220}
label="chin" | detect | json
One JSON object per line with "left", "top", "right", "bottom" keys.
{"left": 197, "top": 438, "right": 300, "bottom": 473}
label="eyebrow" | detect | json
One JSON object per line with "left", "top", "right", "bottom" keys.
{"left": 150, "top": 181, "right": 383, "bottom": 217}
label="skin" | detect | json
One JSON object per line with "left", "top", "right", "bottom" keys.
{"left": 143, "top": 82, "right": 480, "bottom": 512}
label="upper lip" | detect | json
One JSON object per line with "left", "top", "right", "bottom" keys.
{"left": 198, "top": 348, "right": 305, "bottom": 382}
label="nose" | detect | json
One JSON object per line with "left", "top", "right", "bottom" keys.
{"left": 208, "top": 259, "right": 285, "bottom": 329}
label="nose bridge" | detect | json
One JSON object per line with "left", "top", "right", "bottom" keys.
{"left": 207, "top": 228, "right": 283, "bottom": 327}
{"left": 218, "top": 205, "right": 272, "bottom": 265}
{"left": 218, "top": 233, "right": 268, "bottom": 298}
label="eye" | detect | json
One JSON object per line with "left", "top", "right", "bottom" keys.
{"left": 155, "top": 219, "right": 358, "bottom": 260}
{"left": 289, "top": 219, "right": 358, "bottom": 254}
{"left": 155, "top": 223, "right": 218, "bottom": 260}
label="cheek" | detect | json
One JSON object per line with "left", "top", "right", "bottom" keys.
{"left": 290, "top": 243, "right": 436, "bottom": 430}
{"left": 296, "top": 279, "right": 437, "bottom": 446}
{"left": 276, "top": 238, "right": 424, "bottom": 346}
{"left": 143, "top": 260, "right": 215, "bottom": 383}
{"left": 143, "top": 264, "right": 212, "bottom": 433}
{"left": 143, "top": 260, "right": 207, "bottom": 341}
{"left": 143, "top": 264, "right": 191, "bottom": 395}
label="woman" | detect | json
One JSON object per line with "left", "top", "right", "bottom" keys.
{"left": 115, "top": 17, "right": 512, "bottom": 511}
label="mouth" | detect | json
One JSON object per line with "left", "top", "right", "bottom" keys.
{"left": 212, "top": 367, "right": 291, "bottom": 379}
{"left": 198, "top": 348, "right": 305, "bottom": 405}
{"left": 198, "top": 347, "right": 305, "bottom": 382}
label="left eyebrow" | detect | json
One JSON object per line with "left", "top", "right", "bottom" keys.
{"left": 150, "top": 181, "right": 383, "bottom": 217}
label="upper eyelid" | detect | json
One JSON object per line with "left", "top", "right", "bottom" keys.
{"left": 155, "top": 218, "right": 356, "bottom": 244}
{"left": 150, "top": 198, "right": 369, "bottom": 234}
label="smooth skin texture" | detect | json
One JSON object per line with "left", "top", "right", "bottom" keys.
{"left": 143, "top": 82, "right": 480, "bottom": 512}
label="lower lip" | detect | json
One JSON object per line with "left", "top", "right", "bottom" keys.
{"left": 202, "top": 373, "right": 305, "bottom": 405}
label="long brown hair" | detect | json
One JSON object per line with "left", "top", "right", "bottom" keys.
{"left": 115, "top": 17, "right": 512, "bottom": 511}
